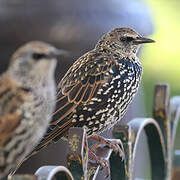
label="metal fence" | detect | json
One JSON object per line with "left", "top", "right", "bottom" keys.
{"left": 12, "top": 83, "right": 180, "bottom": 180}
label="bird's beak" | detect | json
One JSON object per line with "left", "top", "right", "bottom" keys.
{"left": 53, "top": 48, "right": 69, "bottom": 57}
{"left": 133, "top": 37, "right": 155, "bottom": 44}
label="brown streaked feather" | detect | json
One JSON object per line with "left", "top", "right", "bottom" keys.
{"left": 68, "top": 83, "right": 82, "bottom": 103}
{"left": 50, "top": 50, "right": 114, "bottom": 125}
{"left": 33, "top": 117, "right": 74, "bottom": 152}
{"left": 82, "top": 84, "right": 93, "bottom": 103}
{"left": 62, "top": 85, "right": 74, "bottom": 95}
{"left": 74, "top": 86, "right": 86, "bottom": 103}
{"left": 0, "top": 75, "right": 29, "bottom": 146}
{"left": 51, "top": 94, "right": 77, "bottom": 124}
{"left": 59, "top": 51, "right": 113, "bottom": 104}
{"left": 51, "top": 103, "right": 76, "bottom": 125}
{"left": 49, "top": 50, "right": 113, "bottom": 127}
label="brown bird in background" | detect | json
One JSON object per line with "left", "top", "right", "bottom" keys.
{"left": 13, "top": 27, "right": 155, "bottom": 175}
{"left": 0, "top": 41, "right": 66, "bottom": 179}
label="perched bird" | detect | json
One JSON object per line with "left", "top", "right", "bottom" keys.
{"left": 13, "top": 27, "right": 155, "bottom": 175}
{"left": 0, "top": 41, "right": 65, "bottom": 179}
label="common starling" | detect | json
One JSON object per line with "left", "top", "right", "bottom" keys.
{"left": 0, "top": 41, "right": 65, "bottom": 179}
{"left": 13, "top": 27, "right": 155, "bottom": 174}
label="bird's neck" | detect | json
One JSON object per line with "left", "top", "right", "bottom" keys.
{"left": 95, "top": 41, "right": 138, "bottom": 61}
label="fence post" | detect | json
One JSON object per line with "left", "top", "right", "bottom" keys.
{"left": 153, "top": 83, "right": 171, "bottom": 179}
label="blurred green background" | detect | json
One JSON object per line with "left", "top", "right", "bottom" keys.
{"left": 142, "top": 0, "right": 180, "bottom": 116}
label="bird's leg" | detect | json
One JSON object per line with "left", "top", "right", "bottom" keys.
{"left": 89, "top": 135, "right": 125, "bottom": 160}
{"left": 88, "top": 149, "right": 110, "bottom": 177}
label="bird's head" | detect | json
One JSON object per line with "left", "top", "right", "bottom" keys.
{"left": 97, "top": 27, "right": 155, "bottom": 56}
{"left": 8, "top": 41, "right": 66, "bottom": 87}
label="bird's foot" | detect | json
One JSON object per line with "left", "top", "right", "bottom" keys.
{"left": 89, "top": 135, "right": 125, "bottom": 160}
{"left": 88, "top": 149, "right": 110, "bottom": 177}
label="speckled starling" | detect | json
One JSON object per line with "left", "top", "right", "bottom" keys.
{"left": 13, "top": 27, "right": 155, "bottom": 174}
{"left": 0, "top": 41, "right": 66, "bottom": 178}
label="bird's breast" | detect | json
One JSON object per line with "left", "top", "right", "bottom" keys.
{"left": 109, "top": 59, "right": 142, "bottom": 114}
{"left": 72, "top": 58, "right": 142, "bottom": 135}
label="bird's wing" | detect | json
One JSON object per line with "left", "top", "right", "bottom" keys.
{"left": 29, "top": 50, "right": 116, "bottom": 152}
{"left": 0, "top": 75, "right": 29, "bottom": 146}
{"left": 52, "top": 50, "right": 115, "bottom": 123}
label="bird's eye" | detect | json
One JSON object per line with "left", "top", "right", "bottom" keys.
{"left": 120, "top": 36, "right": 134, "bottom": 42}
{"left": 32, "top": 53, "right": 47, "bottom": 60}
{"left": 120, "top": 37, "right": 126, "bottom": 42}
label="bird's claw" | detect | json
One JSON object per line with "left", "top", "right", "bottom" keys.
{"left": 90, "top": 135, "right": 125, "bottom": 160}
{"left": 105, "top": 139, "right": 125, "bottom": 160}
{"left": 89, "top": 149, "right": 110, "bottom": 177}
